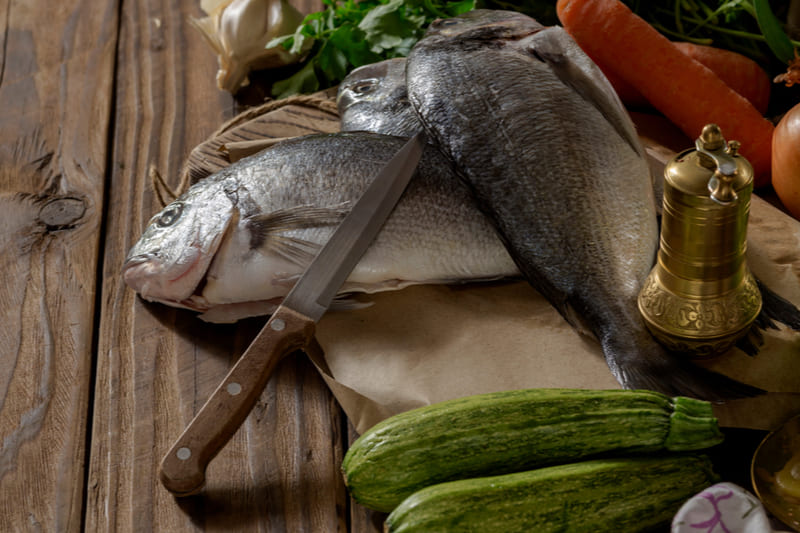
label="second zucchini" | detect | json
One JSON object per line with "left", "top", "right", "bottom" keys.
{"left": 385, "top": 454, "right": 719, "bottom": 532}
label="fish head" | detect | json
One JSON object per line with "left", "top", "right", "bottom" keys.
{"left": 337, "top": 58, "right": 420, "bottom": 137}
{"left": 337, "top": 59, "right": 403, "bottom": 111}
{"left": 122, "top": 177, "right": 236, "bottom": 310}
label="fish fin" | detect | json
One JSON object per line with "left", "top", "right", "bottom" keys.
{"left": 330, "top": 294, "right": 374, "bottom": 311}
{"left": 246, "top": 204, "right": 349, "bottom": 264}
{"left": 198, "top": 293, "right": 374, "bottom": 323}
{"left": 342, "top": 275, "right": 522, "bottom": 295}
{"left": 530, "top": 27, "right": 645, "bottom": 159}
{"left": 734, "top": 327, "right": 763, "bottom": 357}
{"left": 754, "top": 278, "right": 800, "bottom": 331}
{"left": 555, "top": 298, "right": 595, "bottom": 339}
{"left": 732, "top": 278, "right": 800, "bottom": 357}
{"left": 511, "top": 257, "right": 594, "bottom": 337}
{"left": 605, "top": 333, "right": 765, "bottom": 402}
{"left": 198, "top": 300, "right": 282, "bottom": 323}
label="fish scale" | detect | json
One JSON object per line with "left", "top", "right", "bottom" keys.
{"left": 406, "top": 9, "right": 762, "bottom": 400}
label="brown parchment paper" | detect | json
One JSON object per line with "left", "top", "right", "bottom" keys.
{"left": 188, "top": 101, "right": 799, "bottom": 434}
{"left": 314, "top": 192, "right": 800, "bottom": 435}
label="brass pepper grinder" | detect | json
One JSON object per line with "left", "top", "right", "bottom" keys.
{"left": 638, "top": 124, "right": 762, "bottom": 357}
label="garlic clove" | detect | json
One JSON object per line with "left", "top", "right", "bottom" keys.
{"left": 191, "top": 0, "right": 308, "bottom": 93}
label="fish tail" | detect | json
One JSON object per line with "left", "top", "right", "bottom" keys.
{"left": 755, "top": 278, "right": 800, "bottom": 331}
{"left": 733, "top": 278, "right": 800, "bottom": 356}
{"left": 604, "top": 334, "right": 765, "bottom": 402}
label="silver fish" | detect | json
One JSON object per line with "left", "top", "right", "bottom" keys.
{"left": 406, "top": 10, "right": 760, "bottom": 399}
{"left": 123, "top": 132, "right": 518, "bottom": 323}
{"left": 337, "top": 58, "right": 421, "bottom": 137}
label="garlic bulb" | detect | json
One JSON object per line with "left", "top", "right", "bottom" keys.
{"left": 191, "top": 0, "right": 307, "bottom": 93}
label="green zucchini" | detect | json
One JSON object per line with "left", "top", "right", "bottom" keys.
{"left": 342, "top": 388, "right": 723, "bottom": 512}
{"left": 385, "top": 455, "right": 719, "bottom": 532}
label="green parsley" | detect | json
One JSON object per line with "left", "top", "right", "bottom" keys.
{"left": 266, "top": 0, "right": 475, "bottom": 99}
{"left": 266, "top": 0, "right": 800, "bottom": 100}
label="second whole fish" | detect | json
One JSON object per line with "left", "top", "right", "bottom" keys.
{"left": 123, "top": 132, "right": 518, "bottom": 323}
{"left": 406, "top": 9, "right": 761, "bottom": 400}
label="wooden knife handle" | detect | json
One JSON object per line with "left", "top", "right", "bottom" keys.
{"left": 159, "top": 306, "right": 316, "bottom": 496}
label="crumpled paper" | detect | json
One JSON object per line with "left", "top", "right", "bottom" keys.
{"left": 672, "top": 483, "right": 794, "bottom": 533}
{"left": 314, "top": 193, "right": 800, "bottom": 435}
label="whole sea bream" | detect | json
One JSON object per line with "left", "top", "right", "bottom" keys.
{"left": 123, "top": 132, "right": 518, "bottom": 323}
{"left": 406, "top": 10, "right": 760, "bottom": 399}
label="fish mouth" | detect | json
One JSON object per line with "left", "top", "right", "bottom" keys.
{"left": 122, "top": 232, "right": 227, "bottom": 312}
{"left": 122, "top": 254, "right": 209, "bottom": 312}
{"left": 121, "top": 248, "right": 209, "bottom": 311}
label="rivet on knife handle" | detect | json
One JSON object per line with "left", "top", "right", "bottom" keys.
{"left": 159, "top": 306, "right": 315, "bottom": 496}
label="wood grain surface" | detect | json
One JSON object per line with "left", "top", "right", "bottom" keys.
{"left": 0, "top": 0, "right": 117, "bottom": 530}
{"left": 9, "top": 1, "right": 792, "bottom": 531}
{"left": 0, "top": 0, "right": 379, "bottom": 531}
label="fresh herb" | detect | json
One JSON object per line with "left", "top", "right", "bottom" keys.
{"left": 621, "top": 0, "right": 800, "bottom": 75}
{"left": 266, "top": 0, "right": 800, "bottom": 99}
{"left": 753, "top": 0, "right": 795, "bottom": 63}
{"left": 267, "top": 0, "right": 475, "bottom": 99}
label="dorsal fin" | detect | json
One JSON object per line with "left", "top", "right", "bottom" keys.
{"left": 529, "top": 27, "right": 644, "bottom": 159}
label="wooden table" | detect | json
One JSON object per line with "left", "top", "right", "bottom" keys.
{"left": 5, "top": 0, "right": 799, "bottom": 530}
{"left": 0, "top": 0, "right": 385, "bottom": 530}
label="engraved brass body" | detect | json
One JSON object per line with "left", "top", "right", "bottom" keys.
{"left": 638, "top": 124, "right": 762, "bottom": 357}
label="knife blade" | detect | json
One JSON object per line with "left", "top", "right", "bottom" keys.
{"left": 159, "top": 130, "right": 427, "bottom": 496}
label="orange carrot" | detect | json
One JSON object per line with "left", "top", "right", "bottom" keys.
{"left": 592, "top": 43, "right": 771, "bottom": 115}
{"left": 673, "top": 42, "right": 771, "bottom": 115}
{"left": 557, "top": 0, "right": 774, "bottom": 187}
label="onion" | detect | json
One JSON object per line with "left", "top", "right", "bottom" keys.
{"left": 772, "top": 102, "right": 800, "bottom": 219}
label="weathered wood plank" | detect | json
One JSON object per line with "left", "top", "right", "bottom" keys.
{"left": 87, "top": 0, "right": 348, "bottom": 530}
{"left": 0, "top": 0, "right": 118, "bottom": 530}
{"left": 0, "top": 1, "right": 117, "bottom": 531}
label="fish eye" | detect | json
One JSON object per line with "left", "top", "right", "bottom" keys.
{"left": 352, "top": 80, "right": 377, "bottom": 95}
{"left": 156, "top": 202, "right": 183, "bottom": 227}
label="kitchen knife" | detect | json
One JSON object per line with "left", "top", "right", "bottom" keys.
{"left": 159, "top": 130, "right": 427, "bottom": 496}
